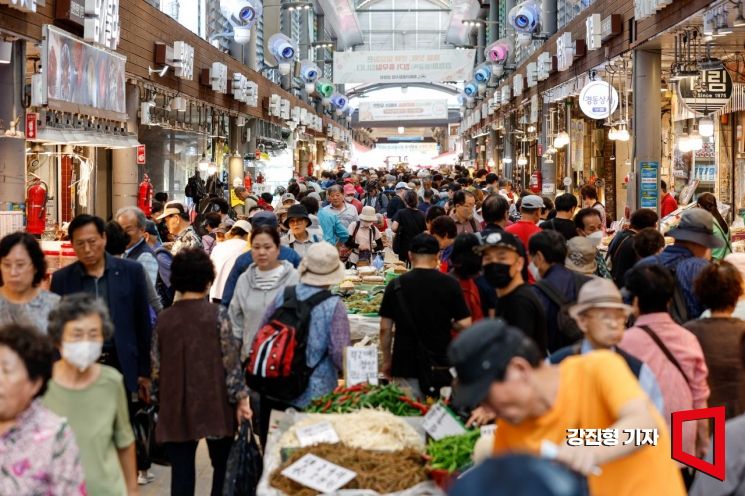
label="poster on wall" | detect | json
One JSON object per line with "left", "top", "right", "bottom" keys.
{"left": 42, "top": 25, "right": 127, "bottom": 119}
{"left": 333, "top": 50, "right": 476, "bottom": 84}
{"left": 639, "top": 161, "right": 659, "bottom": 210}
{"left": 358, "top": 100, "right": 448, "bottom": 122}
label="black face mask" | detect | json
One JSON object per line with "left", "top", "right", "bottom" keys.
{"left": 483, "top": 262, "right": 514, "bottom": 288}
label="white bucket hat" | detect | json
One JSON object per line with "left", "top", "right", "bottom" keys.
{"left": 359, "top": 206, "right": 377, "bottom": 222}
{"left": 299, "top": 242, "right": 345, "bottom": 286}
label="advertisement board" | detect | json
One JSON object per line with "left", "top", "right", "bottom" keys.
{"left": 42, "top": 25, "right": 127, "bottom": 119}
{"left": 358, "top": 99, "right": 448, "bottom": 122}
{"left": 639, "top": 161, "right": 659, "bottom": 210}
{"left": 333, "top": 49, "right": 476, "bottom": 84}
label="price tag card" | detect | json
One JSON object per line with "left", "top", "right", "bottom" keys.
{"left": 344, "top": 346, "right": 379, "bottom": 387}
{"left": 281, "top": 454, "right": 357, "bottom": 493}
{"left": 480, "top": 424, "right": 497, "bottom": 437}
{"left": 295, "top": 421, "right": 340, "bottom": 447}
{"left": 422, "top": 402, "right": 466, "bottom": 440}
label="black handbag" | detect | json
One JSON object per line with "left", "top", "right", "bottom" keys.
{"left": 223, "top": 422, "right": 263, "bottom": 496}
{"left": 132, "top": 405, "right": 170, "bottom": 467}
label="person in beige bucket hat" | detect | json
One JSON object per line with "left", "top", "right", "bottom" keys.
{"left": 298, "top": 241, "right": 346, "bottom": 286}
{"left": 552, "top": 278, "right": 664, "bottom": 414}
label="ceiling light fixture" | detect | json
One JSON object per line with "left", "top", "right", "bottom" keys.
{"left": 699, "top": 116, "right": 715, "bottom": 137}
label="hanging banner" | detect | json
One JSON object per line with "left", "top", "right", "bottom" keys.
{"left": 677, "top": 66, "right": 733, "bottom": 115}
{"left": 579, "top": 80, "right": 619, "bottom": 119}
{"left": 358, "top": 99, "right": 448, "bottom": 122}
{"left": 42, "top": 25, "right": 126, "bottom": 119}
{"left": 333, "top": 49, "right": 476, "bottom": 84}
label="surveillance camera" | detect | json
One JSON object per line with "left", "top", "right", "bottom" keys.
{"left": 474, "top": 62, "right": 492, "bottom": 83}
{"left": 233, "top": 26, "right": 252, "bottom": 44}
{"left": 299, "top": 60, "right": 321, "bottom": 84}
{"left": 330, "top": 92, "right": 348, "bottom": 110}
{"left": 278, "top": 62, "right": 292, "bottom": 76}
{"left": 268, "top": 33, "right": 297, "bottom": 64}
{"left": 221, "top": 0, "right": 262, "bottom": 28}
{"left": 464, "top": 81, "right": 478, "bottom": 97}
{"left": 493, "top": 64, "right": 505, "bottom": 77}
{"left": 508, "top": 0, "right": 542, "bottom": 34}
{"left": 485, "top": 38, "right": 513, "bottom": 64}
{"left": 316, "top": 80, "right": 334, "bottom": 98}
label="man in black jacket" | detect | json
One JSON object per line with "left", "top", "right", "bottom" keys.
{"left": 607, "top": 208, "right": 658, "bottom": 287}
{"left": 51, "top": 214, "right": 153, "bottom": 403}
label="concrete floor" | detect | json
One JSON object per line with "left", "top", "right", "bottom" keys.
{"left": 140, "top": 441, "right": 213, "bottom": 496}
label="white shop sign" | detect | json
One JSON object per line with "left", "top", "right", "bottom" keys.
{"left": 172, "top": 41, "right": 194, "bottom": 80}
{"left": 501, "top": 85, "right": 511, "bottom": 103}
{"left": 578, "top": 80, "right": 618, "bottom": 119}
{"left": 527, "top": 62, "right": 537, "bottom": 88}
{"left": 232, "top": 73, "right": 250, "bottom": 103}
{"left": 586, "top": 14, "right": 602, "bottom": 51}
{"left": 423, "top": 402, "right": 466, "bottom": 440}
{"left": 556, "top": 32, "right": 574, "bottom": 72}
{"left": 344, "top": 346, "right": 379, "bottom": 387}
{"left": 1, "top": 0, "right": 39, "bottom": 13}
{"left": 281, "top": 454, "right": 357, "bottom": 493}
{"left": 635, "top": 0, "right": 673, "bottom": 21}
{"left": 513, "top": 74, "right": 524, "bottom": 96}
{"left": 537, "top": 52, "right": 552, "bottom": 81}
{"left": 210, "top": 62, "right": 228, "bottom": 94}
{"left": 84, "top": 0, "right": 120, "bottom": 50}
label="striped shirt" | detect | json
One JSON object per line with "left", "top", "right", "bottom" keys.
{"left": 253, "top": 265, "right": 287, "bottom": 291}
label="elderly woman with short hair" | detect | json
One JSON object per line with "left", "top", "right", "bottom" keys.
{"left": 42, "top": 293, "right": 137, "bottom": 496}
{"left": 0, "top": 324, "right": 86, "bottom": 495}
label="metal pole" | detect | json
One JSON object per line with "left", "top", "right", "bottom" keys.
{"left": 632, "top": 49, "right": 662, "bottom": 214}
{"left": 541, "top": 0, "right": 557, "bottom": 37}
{"left": 477, "top": 24, "right": 486, "bottom": 64}
{"left": 488, "top": 0, "right": 498, "bottom": 44}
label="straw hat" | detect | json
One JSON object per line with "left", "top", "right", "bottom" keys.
{"left": 568, "top": 278, "right": 633, "bottom": 320}
{"left": 299, "top": 242, "right": 345, "bottom": 286}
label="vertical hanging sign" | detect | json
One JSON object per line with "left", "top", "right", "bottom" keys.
{"left": 639, "top": 161, "right": 659, "bottom": 210}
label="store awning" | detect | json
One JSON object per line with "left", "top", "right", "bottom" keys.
{"left": 31, "top": 128, "right": 141, "bottom": 148}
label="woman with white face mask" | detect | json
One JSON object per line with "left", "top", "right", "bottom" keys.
{"left": 42, "top": 293, "right": 138, "bottom": 496}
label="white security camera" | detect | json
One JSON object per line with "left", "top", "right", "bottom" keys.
{"left": 220, "top": 0, "right": 262, "bottom": 28}
{"left": 299, "top": 60, "right": 321, "bottom": 84}
{"left": 268, "top": 33, "right": 297, "bottom": 63}
{"left": 508, "top": 0, "right": 542, "bottom": 34}
{"left": 233, "top": 26, "right": 252, "bottom": 44}
{"left": 485, "top": 38, "right": 513, "bottom": 64}
{"left": 330, "top": 92, "right": 348, "bottom": 110}
{"left": 464, "top": 81, "right": 478, "bottom": 97}
{"left": 474, "top": 62, "right": 492, "bottom": 83}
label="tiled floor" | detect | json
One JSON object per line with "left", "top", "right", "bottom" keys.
{"left": 140, "top": 441, "right": 213, "bottom": 495}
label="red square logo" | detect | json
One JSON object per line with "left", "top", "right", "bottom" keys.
{"left": 671, "top": 406, "right": 725, "bottom": 481}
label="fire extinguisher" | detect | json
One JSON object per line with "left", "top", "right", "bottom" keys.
{"left": 529, "top": 169, "right": 542, "bottom": 194}
{"left": 307, "top": 162, "right": 314, "bottom": 177}
{"left": 138, "top": 173, "right": 153, "bottom": 217}
{"left": 244, "top": 174, "right": 252, "bottom": 192}
{"left": 26, "top": 180, "right": 48, "bottom": 235}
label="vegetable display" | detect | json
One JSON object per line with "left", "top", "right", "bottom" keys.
{"left": 426, "top": 430, "right": 480, "bottom": 473}
{"left": 305, "top": 383, "right": 428, "bottom": 416}
{"left": 341, "top": 291, "right": 384, "bottom": 315}
{"left": 270, "top": 443, "right": 427, "bottom": 496}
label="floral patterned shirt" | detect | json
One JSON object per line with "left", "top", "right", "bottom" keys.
{"left": 171, "top": 225, "right": 203, "bottom": 255}
{"left": 0, "top": 400, "right": 86, "bottom": 495}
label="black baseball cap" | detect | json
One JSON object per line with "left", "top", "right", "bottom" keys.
{"left": 447, "top": 319, "right": 537, "bottom": 409}
{"left": 409, "top": 233, "right": 440, "bottom": 255}
{"left": 473, "top": 230, "right": 523, "bottom": 255}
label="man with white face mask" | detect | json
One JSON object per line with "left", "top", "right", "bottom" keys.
{"left": 574, "top": 207, "right": 612, "bottom": 279}
{"left": 42, "top": 293, "right": 138, "bottom": 496}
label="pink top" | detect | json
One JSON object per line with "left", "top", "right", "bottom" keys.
{"left": 619, "top": 313, "right": 710, "bottom": 457}
{"left": 0, "top": 400, "right": 87, "bottom": 495}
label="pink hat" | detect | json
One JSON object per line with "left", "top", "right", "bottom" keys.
{"left": 343, "top": 184, "right": 356, "bottom": 195}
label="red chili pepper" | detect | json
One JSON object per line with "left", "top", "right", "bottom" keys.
{"left": 334, "top": 385, "right": 344, "bottom": 394}
{"left": 337, "top": 394, "right": 350, "bottom": 403}
{"left": 321, "top": 399, "right": 333, "bottom": 412}
{"left": 345, "top": 383, "right": 369, "bottom": 393}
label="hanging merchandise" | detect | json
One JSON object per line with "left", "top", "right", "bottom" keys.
{"left": 138, "top": 174, "right": 153, "bottom": 217}
{"left": 26, "top": 179, "right": 48, "bottom": 235}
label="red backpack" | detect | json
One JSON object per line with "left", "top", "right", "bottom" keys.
{"left": 245, "top": 286, "right": 333, "bottom": 402}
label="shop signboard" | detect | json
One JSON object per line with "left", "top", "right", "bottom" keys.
{"left": 41, "top": 25, "right": 127, "bottom": 119}
{"left": 537, "top": 52, "right": 554, "bottom": 81}
{"left": 586, "top": 14, "right": 602, "bottom": 51}
{"left": 55, "top": 0, "right": 86, "bottom": 28}
{"left": 526, "top": 62, "right": 537, "bottom": 88}
{"left": 0, "top": 0, "right": 39, "bottom": 13}
{"left": 639, "top": 161, "right": 659, "bottom": 210}
{"left": 25, "top": 113, "right": 37, "bottom": 140}
{"left": 556, "top": 32, "right": 573, "bottom": 72}
{"left": 83, "top": 0, "right": 120, "bottom": 50}
{"left": 332, "top": 49, "right": 476, "bottom": 84}
{"left": 579, "top": 80, "right": 619, "bottom": 119}
{"left": 513, "top": 74, "right": 524, "bottom": 96}
{"left": 358, "top": 99, "right": 448, "bottom": 122}
{"left": 677, "top": 67, "right": 733, "bottom": 115}
{"left": 136, "top": 145, "right": 146, "bottom": 165}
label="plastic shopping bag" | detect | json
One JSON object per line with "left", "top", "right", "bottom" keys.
{"left": 223, "top": 421, "right": 263, "bottom": 496}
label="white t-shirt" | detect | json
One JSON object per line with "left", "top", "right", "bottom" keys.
{"left": 209, "top": 238, "right": 248, "bottom": 301}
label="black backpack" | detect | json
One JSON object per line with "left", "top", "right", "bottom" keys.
{"left": 245, "top": 287, "right": 333, "bottom": 402}
{"left": 535, "top": 272, "right": 591, "bottom": 345}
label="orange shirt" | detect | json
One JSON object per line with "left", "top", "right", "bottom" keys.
{"left": 493, "top": 351, "right": 685, "bottom": 496}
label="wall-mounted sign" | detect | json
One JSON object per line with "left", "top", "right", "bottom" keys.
{"left": 233, "top": 73, "right": 250, "bottom": 102}
{"left": 25, "top": 112, "right": 37, "bottom": 140}
{"left": 55, "top": 0, "right": 86, "bottom": 28}
{"left": 639, "top": 161, "right": 659, "bottom": 210}
{"left": 84, "top": 0, "right": 120, "bottom": 50}
{"left": 579, "top": 80, "right": 619, "bottom": 119}
{"left": 359, "top": 99, "right": 448, "bottom": 122}
{"left": 41, "top": 25, "right": 127, "bottom": 118}
{"left": 677, "top": 67, "right": 733, "bottom": 115}
{"left": 172, "top": 41, "right": 194, "bottom": 80}
{"left": 526, "top": 62, "right": 537, "bottom": 88}
{"left": 537, "top": 52, "right": 554, "bottom": 81}
{"left": 501, "top": 85, "right": 511, "bottom": 103}
{"left": 601, "top": 14, "right": 622, "bottom": 41}
{"left": 136, "top": 145, "right": 146, "bottom": 165}
{"left": 635, "top": 0, "right": 672, "bottom": 21}
{"left": 0, "top": 0, "right": 39, "bottom": 13}
{"left": 333, "top": 49, "right": 476, "bottom": 84}
{"left": 556, "top": 32, "right": 574, "bottom": 72}
{"left": 586, "top": 14, "right": 601, "bottom": 51}
{"left": 513, "top": 74, "right": 524, "bottom": 96}
{"left": 204, "top": 62, "right": 228, "bottom": 93}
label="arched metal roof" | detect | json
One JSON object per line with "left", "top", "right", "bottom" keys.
{"left": 346, "top": 82, "right": 461, "bottom": 98}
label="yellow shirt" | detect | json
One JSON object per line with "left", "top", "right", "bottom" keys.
{"left": 493, "top": 351, "right": 685, "bottom": 496}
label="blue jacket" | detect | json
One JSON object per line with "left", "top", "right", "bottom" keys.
{"left": 220, "top": 246, "right": 302, "bottom": 306}
{"left": 635, "top": 244, "right": 709, "bottom": 319}
{"left": 317, "top": 207, "right": 350, "bottom": 245}
{"left": 50, "top": 254, "right": 152, "bottom": 393}
{"left": 533, "top": 264, "right": 587, "bottom": 353}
